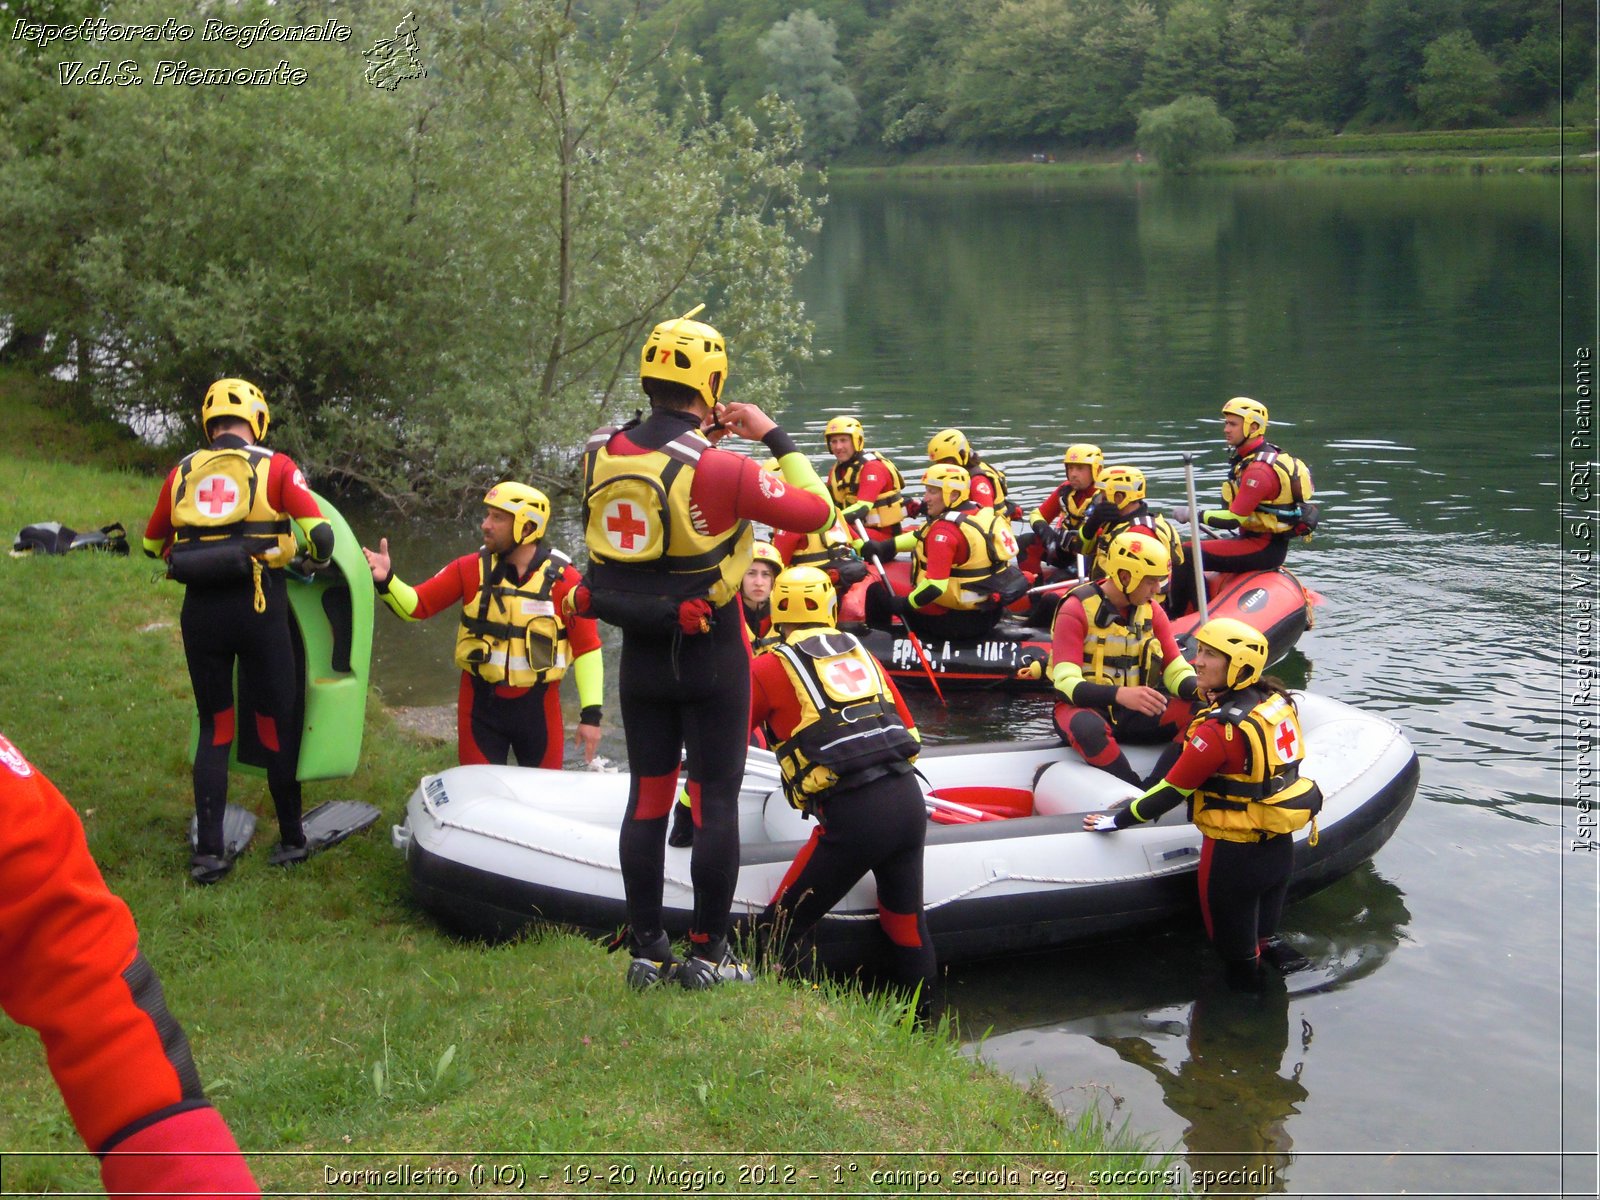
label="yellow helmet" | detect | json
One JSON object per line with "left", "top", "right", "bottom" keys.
{"left": 202, "top": 378, "right": 270, "bottom": 441}
{"left": 1193, "top": 617, "right": 1269, "bottom": 690}
{"left": 483, "top": 481, "right": 550, "bottom": 545}
{"left": 771, "top": 565, "right": 837, "bottom": 627}
{"left": 750, "top": 541, "right": 784, "bottom": 571}
{"left": 1098, "top": 465, "right": 1147, "bottom": 508}
{"left": 922, "top": 463, "right": 970, "bottom": 508}
{"left": 824, "top": 416, "right": 865, "bottom": 454}
{"left": 640, "top": 304, "right": 728, "bottom": 406}
{"left": 927, "top": 428, "right": 971, "bottom": 466}
{"left": 1103, "top": 530, "right": 1170, "bottom": 595}
{"left": 1062, "top": 443, "right": 1103, "bottom": 478}
{"left": 1221, "top": 396, "right": 1269, "bottom": 439}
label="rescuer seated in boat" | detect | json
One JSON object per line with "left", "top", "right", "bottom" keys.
{"left": 1021, "top": 442, "right": 1104, "bottom": 577}
{"left": 926, "top": 426, "right": 1014, "bottom": 514}
{"left": 769, "top": 480, "right": 869, "bottom": 593}
{"left": 861, "top": 464, "right": 1028, "bottom": 642}
{"left": 746, "top": 566, "right": 936, "bottom": 1023}
{"left": 1048, "top": 531, "right": 1199, "bottom": 787}
{"left": 1165, "top": 396, "right": 1318, "bottom": 618}
{"left": 1085, "top": 618, "right": 1323, "bottom": 994}
{"left": 362, "top": 482, "right": 604, "bottom": 768}
{"left": 1079, "top": 465, "right": 1188, "bottom": 617}
{"left": 824, "top": 416, "right": 907, "bottom": 556}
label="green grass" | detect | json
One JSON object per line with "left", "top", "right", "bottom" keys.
{"left": 0, "top": 368, "right": 1176, "bottom": 1195}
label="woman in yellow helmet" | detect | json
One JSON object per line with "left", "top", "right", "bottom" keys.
{"left": 1085, "top": 617, "right": 1323, "bottom": 992}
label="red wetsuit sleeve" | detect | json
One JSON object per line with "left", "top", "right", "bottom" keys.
{"left": 265, "top": 454, "right": 324, "bottom": 521}
{"left": 771, "top": 529, "right": 805, "bottom": 564}
{"left": 969, "top": 475, "right": 997, "bottom": 508}
{"left": 691, "top": 448, "right": 832, "bottom": 535}
{"left": 1164, "top": 716, "right": 1246, "bottom": 791}
{"left": 407, "top": 553, "right": 479, "bottom": 620}
{"left": 1229, "top": 457, "right": 1282, "bottom": 517}
{"left": 749, "top": 653, "right": 802, "bottom": 742}
{"left": 550, "top": 562, "right": 602, "bottom": 656}
{"left": 1049, "top": 596, "right": 1090, "bottom": 669}
{"left": 0, "top": 746, "right": 195, "bottom": 1151}
{"left": 142, "top": 466, "right": 182, "bottom": 550}
{"left": 1036, "top": 486, "right": 1065, "bottom": 524}
{"left": 856, "top": 460, "right": 894, "bottom": 504}
{"left": 921, "top": 522, "right": 965, "bottom": 582}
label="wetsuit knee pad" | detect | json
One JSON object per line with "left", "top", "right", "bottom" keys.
{"left": 1065, "top": 710, "right": 1113, "bottom": 759}
{"left": 633, "top": 770, "right": 680, "bottom": 821}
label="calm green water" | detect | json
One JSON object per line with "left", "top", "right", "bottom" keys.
{"left": 365, "top": 174, "right": 1597, "bottom": 1196}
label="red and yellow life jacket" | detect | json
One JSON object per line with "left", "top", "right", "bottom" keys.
{"left": 1067, "top": 582, "right": 1161, "bottom": 690}
{"left": 911, "top": 505, "right": 1020, "bottom": 611}
{"left": 453, "top": 548, "right": 572, "bottom": 688}
{"left": 1188, "top": 687, "right": 1323, "bottom": 843}
{"left": 1223, "top": 442, "right": 1316, "bottom": 537}
{"left": 581, "top": 425, "right": 751, "bottom": 606}
{"left": 169, "top": 445, "right": 296, "bottom": 567}
{"left": 828, "top": 451, "right": 907, "bottom": 529}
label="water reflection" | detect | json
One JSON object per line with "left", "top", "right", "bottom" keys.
{"left": 956, "top": 862, "right": 1410, "bottom": 1197}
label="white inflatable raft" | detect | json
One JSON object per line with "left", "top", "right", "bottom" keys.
{"left": 392, "top": 691, "right": 1418, "bottom": 969}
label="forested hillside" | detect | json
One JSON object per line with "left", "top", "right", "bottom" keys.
{"left": 626, "top": 0, "right": 1592, "bottom": 154}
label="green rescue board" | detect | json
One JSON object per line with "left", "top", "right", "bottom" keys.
{"left": 187, "top": 491, "right": 374, "bottom": 782}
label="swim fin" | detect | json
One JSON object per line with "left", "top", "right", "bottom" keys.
{"left": 189, "top": 803, "right": 257, "bottom": 856}
{"left": 1260, "top": 934, "right": 1316, "bottom": 975}
{"left": 188, "top": 804, "right": 257, "bottom": 884}
{"left": 269, "top": 800, "right": 381, "bottom": 866}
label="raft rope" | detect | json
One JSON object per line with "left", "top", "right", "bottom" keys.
{"left": 418, "top": 794, "right": 1206, "bottom": 924}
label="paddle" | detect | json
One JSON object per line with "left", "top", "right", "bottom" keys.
{"left": 924, "top": 793, "right": 1004, "bottom": 822}
{"left": 851, "top": 519, "right": 946, "bottom": 705}
{"left": 1182, "top": 453, "right": 1210, "bottom": 626}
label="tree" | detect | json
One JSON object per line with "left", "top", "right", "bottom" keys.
{"left": 757, "top": 9, "right": 859, "bottom": 157}
{"left": 1135, "top": 94, "right": 1236, "bottom": 170}
{"left": 0, "top": 0, "right": 819, "bottom": 504}
{"left": 1415, "top": 30, "right": 1501, "bottom": 127}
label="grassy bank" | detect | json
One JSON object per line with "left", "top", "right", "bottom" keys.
{"left": 831, "top": 123, "right": 1594, "bottom": 180}
{"left": 0, "top": 369, "right": 1171, "bottom": 1195}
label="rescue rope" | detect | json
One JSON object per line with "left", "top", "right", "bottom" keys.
{"left": 418, "top": 795, "right": 1203, "bottom": 924}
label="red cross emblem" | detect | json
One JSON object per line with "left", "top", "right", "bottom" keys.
{"left": 1275, "top": 719, "right": 1300, "bottom": 760}
{"left": 826, "top": 658, "right": 870, "bottom": 695}
{"left": 605, "top": 501, "right": 648, "bottom": 551}
{"left": 196, "top": 475, "right": 240, "bottom": 517}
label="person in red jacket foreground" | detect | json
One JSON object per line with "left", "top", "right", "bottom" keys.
{"left": 0, "top": 731, "right": 258, "bottom": 1198}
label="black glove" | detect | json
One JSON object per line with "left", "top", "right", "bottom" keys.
{"left": 860, "top": 538, "right": 894, "bottom": 564}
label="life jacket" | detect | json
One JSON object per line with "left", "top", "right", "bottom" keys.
{"left": 1223, "top": 441, "right": 1317, "bottom": 538}
{"left": 789, "top": 518, "right": 869, "bottom": 588}
{"left": 580, "top": 422, "right": 751, "bottom": 607}
{"left": 828, "top": 451, "right": 906, "bottom": 529}
{"left": 968, "top": 454, "right": 1009, "bottom": 509}
{"left": 912, "top": 504, "right": 1021, "bottom": 611}
{"left": 453, "top": 547, "right": 572, "bottom": 688}
{"left": 1188, "top": 686, "right": 1323, "bottom": 843}
{"left": 1056, "top": 485, "right": 1099, "bottom": 535}
{"left": 168, "top": 444, "right": 296, "bottom": 567}
{"left": 770, "top": 629, "right": 919, "bottom": 811}
{"left": 1070, "top": 582, "right": 1162, "bottom": 690}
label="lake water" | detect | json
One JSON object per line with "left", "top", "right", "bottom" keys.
{"left": 364, "top": 173, "right": 1598, "bottom": 1197}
